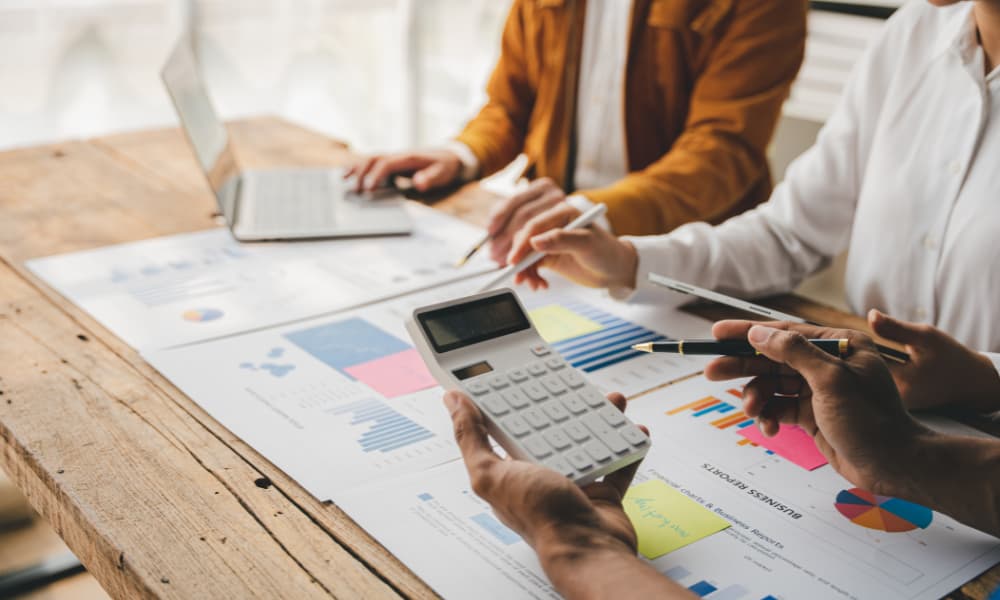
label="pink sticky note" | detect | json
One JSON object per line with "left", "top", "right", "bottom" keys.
{"left": 738, "top": 424, "right": 828, "bottom": 470}
{"left": 344, "top": 348, "right": 438, "bottom": 399}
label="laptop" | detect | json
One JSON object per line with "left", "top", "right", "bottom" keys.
{"left": 160, "top": 35, "right": 413, "bottom": 241}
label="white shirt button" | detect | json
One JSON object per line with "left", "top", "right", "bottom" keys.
{"left": 923, "top": 235, "right": 938, "bottom": 251}
{"left": 914, "top": 307, "right": 928, "bottom": 320}
{"left": 948, "top": 161, "right": 962, "bottom": 175}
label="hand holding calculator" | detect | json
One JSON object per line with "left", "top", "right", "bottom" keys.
{"left": 407, "top": 289, "right": 650, "bottom": 485}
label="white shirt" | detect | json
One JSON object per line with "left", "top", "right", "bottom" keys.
{"left": 572, "top": 0, "right": 631, "bottom": 190}
{"left": 621, "top": 2, "right": 1000, "bottom": 353}
{"left": 451, "top": 0, "right": 632, "bottom": 211}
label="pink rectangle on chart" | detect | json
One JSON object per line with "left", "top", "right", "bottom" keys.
{"left": 738, "top": 424, "right": 828, "bottom": 471}
{"left": 344, "top": 348, "right": 438, "bottom": 399}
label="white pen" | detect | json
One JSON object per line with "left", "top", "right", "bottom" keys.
{"left": 477, "top": 203, "right": 607, "bottom": 293}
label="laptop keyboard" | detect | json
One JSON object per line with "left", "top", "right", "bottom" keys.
{"left": 246, "top": 171, "right": 337, "bottom": 229}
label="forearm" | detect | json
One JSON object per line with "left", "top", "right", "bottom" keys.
{"left": 455, "top": 106, "right": 526, "bottom": 177}
{"left": 618, "top": 202, "right": 831, "bottom": 306}
{"left": 897, "top": 432, "right": 1000, "bottom": 537}
{"left": 537, "top": 528, "right": 694, "bottom": 600}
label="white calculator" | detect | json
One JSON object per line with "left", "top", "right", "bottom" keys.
{"left": 406, "top": 288, "right": 650, "bottom": 485}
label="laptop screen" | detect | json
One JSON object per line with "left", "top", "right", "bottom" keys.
{"left": 160, "top": 35, "right": 240, "bottom": 214}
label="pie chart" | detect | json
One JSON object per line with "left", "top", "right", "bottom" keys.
{"left": 834, "top": 488, "right": 932, "bottom": 532}
{"left": 182, "top": 308, "right": 224, "bottom": 323}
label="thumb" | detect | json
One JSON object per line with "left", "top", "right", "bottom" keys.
{"left": 531, "top": 228, "right": 596, "bottom": 256}
{"left": 747, "top": 325, "right": 838, "bottom": 382}
{"left": 443, "top": 391, "right": 497, "bottom": 464}
{"left": 413, "top": 161, "right": 449, "bottom": 191}
{"left": 868, "top": 309, "right": 928, "bottom": 347}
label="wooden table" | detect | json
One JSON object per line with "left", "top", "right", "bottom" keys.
{"left": 0, "top": 117, "right": 995, "bottom": 599}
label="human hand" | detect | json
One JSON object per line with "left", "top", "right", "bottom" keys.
{"left": 512, "top": 224, "right": 638, "bottom": 292}
{"left": 345, "top": 150, "right": 462, "bottom": 193}
{"left": 443, "top": 390, "right": 642, "bottom": 557}
{"left": 704, "top": 320, "right": 932, "bottom": 497}
{"left": 485, "top": 177, "right": 567, "bottom": 265}
{"left": 868, "top": 309, "right": 1000, "bottom": 413}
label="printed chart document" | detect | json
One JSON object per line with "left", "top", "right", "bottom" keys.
{"left": 522, "top": 284, "right": 711, "bottom": 398}
{"left": 145, "top": 275, "right": 494, "bottom": 500}
{"left": 27, "top": 203, "right": 494, "bottom": 350}
{"left": 338, "top": 376, "right": 1000, "bottom": 600}
{"left": 144, "top": 275, "right": 709, "bottom": 501}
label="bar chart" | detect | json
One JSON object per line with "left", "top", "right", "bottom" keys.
{"left": 331, "top": 397, "right": 435, "bottom": 453}
{"left": 666, "top": 389, "right": 765, "bottom": 448}
{"left": 663, "top": 564, "right": 780, "bottom": 599}
{"left": 529, "top": 299, "right": 669, "bottom": 372}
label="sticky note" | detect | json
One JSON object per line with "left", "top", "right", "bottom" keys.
{"left": 344, "top": 348, "right": 437, "bottom": 399}
{"left": 738, "top": 424, "right": 828, "bottom": 470}
{"left": 623, "top": 479, "right": 730, "bottom": 559}
{"left": 528, "top": 305, "right": 604, "bottom": 343}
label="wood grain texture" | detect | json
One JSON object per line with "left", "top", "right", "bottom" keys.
{"left": 0, "top": 116, "right": 995, "bottom": 599}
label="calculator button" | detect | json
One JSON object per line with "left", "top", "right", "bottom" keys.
{"left": 524, "top": 436, "right": 553, "bottom": 459}
{"left": 522, "top": 408, "right": 549, "bottom": 430}
{"left": 578, "top": 388, "right": 607, "bottom": 408}
{"left": 488, "top": 375, "right": 510, "bottom": 390}
{"left": 559, "top": 394, "right": 588, "bottom": 415}
{"left": 531, "top": 344, "right": 552, "bottom": 357}
{"left": 566, "top": 450, "right": 594, "bottom": 472}
{"left": 559, "top": 370, "right": 587, "bottom": 389}
{"left": 548, "top": 457, "right": 575, "bottom": 478}
{"left": 543, "top": 428, "right": 573, "bottom": 451}
{"left": 481, "top": 395, "right": 510, "bottom": 417}
{"left": 465, "top": 379, "right": 490, "bottom": 396}
{"left": 620, "top": 425, "right": 649, "bottom": 447}
{"left": 602, "top": 431, "right": 630, "bottom": 455}
{"left": 597, "top": 405, "right": 627, "bottom": 428}
{"left": 544, "top": 358, "right": 566, "bottom": 371}
{"left": 540, "top": 375, "right": 568, "bottom": 396}
{"left": 582, "top": 414, "right": 630, "bottom": 455}
{"left": 542, "top": 402, "right": 570, "bottom": 422}
{"left": 563, "top": 422, "right": 591, "bottom": 443}
{"left": 507, "top": 368, "right": 530, "bottom": 383}
{"left": 503, "top": 415, "right": 531, "bottom": 438}
{"left": 583, "top": 441, "right": 612, "bottom": 463}
{"left": 503, "top": 389, "right": 530, "bottom": 409}
{"left": 523, "top": 381, "right": 549, "bottom": 402}
{"left": 527, "top": 362, "right": 547, "bottom": 377}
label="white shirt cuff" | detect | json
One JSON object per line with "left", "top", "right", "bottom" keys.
{"left": 442, "top": 141, "right": 480, "bottom": 181}
{"left": 608, "top": 236, "right": 691, "bottom": 307}
{"left": 566, "top": 194, "right": 612, "bottom": 232}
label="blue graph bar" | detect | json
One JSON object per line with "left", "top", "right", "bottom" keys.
{"left": 689, "top": 581, "right": 718, "bottom": 596}
{"left": 470, "top": 513, "right": 521, "bottom": 545}
{"left": 693, "top": 402, "right": 735, "bottom": 417}
{"left": 544, "top": 300, "right": 670, "bottom": 373}
{"left": 663, "top": 566, "right": 691, "bottom": 581}
{"left": 332, "top": 398, "right": 434, "bottom": 453}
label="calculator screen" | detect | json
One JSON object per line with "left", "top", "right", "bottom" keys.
{"left": 419, "top": 293, "right": 531, "bottom": 353}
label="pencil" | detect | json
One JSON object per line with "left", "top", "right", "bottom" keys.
{"left": 632, "top": 338, "right": 849, "bottom": 358}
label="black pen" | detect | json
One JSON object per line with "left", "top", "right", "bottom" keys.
{"left": 632, "top": 338, "right": 849, "bottom": 358}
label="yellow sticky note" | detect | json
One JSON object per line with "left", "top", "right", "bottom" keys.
{"left": 528, "top": 305, "right": 604, "bottom": 343}
{"left": 624, "top": 480, "right": 731, "bottom": 559}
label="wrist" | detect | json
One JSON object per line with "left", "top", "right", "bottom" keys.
{"left": 871, "top": 426, "right": 941, "bottom": 502}
{"left": 535, "top": 524, "right": 635, "bottom": 590}
{"left": 965, "top": 352, "right": 1000, "bottom": 413}
{"left": 616, "top": 240, "right": 639, "bottom": 290}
